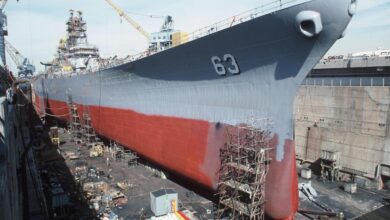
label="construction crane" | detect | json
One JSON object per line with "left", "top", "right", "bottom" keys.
{"left": 160, "top": 16, "right": 174, "bottom": 32}
{"left": 4, "top": 39, "right": 35, "bottom": 77}
{"left": 104, "top": 0, "right": 151, "bottom": 40}
{"left": 0, "top": 0, "right": 8, "bottom": 10}
{"left": 0, "top": 0, "right": 8, "bottom": 65}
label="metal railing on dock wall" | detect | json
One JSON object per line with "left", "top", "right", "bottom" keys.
{"left": 303, "top": 76, "right": 390, "bottom": 87}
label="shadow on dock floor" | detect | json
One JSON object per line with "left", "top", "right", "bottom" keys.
{"left": 354, "top": 205, "right": 390, "bottom": 220}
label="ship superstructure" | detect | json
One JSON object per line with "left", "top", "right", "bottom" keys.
{"left": 149, "top": 16, "right": 175, "bottom": 52}
{"left": 46, "top": 10, "right": 99, "bottom": 74}
{"left": 32, "top": 0, "right": 356, "bottom": 219}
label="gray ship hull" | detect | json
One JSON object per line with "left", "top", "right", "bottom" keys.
{"left": 33, "top": 0, "right": 354, "bottom": 218}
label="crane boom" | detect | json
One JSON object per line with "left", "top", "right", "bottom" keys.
{"left": 104, "top": 0, "right": 150, "bottom": 40}
{"left": 4, "top": 39, "right": 21, "bottom": 66}
{"left": 0, "top": 0, "right": 8, "bottom": 65}
{"left": 4, "top": 39, "right": 35, "bottom": 77}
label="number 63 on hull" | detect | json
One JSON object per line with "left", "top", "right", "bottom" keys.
{"left": 211, "top": 54, "right": 240, "bottom": 76}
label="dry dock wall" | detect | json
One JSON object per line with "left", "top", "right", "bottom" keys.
{"left": 294, "top": 86, "right": 390, "bottom": 178}
{"left": 0, "top": 97, "right": 24, "bottom": 220}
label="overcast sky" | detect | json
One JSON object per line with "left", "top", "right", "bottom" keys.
{"left": 3, "top": 0, "right": 390, "bottom": 72}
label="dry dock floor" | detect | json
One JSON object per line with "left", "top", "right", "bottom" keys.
{"left": 296, "top": 175, "right": 390, "bottom": 220}
{"left": 35, "top": 125, "right": 390, "bottom": 220}
{"left": 37, "top": 127, "right": 214, "bottom": 220}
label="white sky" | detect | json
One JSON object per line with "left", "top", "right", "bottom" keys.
{"left": 3, "top": 0, "right": 390, "bottom": 72}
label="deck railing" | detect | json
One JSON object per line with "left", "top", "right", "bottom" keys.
{"left": 46, "top": 0, "right": 310, "bottom": 77}
{"left": 186, "top": 0, "right": 308, "bottom": 42}
{"left": 126, "top": 0, "right": 309, "bottom": 61}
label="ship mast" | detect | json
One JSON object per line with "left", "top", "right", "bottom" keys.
{"left": 49, "top": 9, "right": 99, "bottom": 73}
{"left": 66, "top": 10, "right": 89, "bottom": 49}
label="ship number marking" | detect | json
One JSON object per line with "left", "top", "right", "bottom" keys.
{"left": 211, "top": 54, "right": 240, "bottom": 76}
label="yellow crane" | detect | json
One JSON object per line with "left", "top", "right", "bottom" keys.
{"left": 104, "top": 0, "right": 151, "bottom": 41}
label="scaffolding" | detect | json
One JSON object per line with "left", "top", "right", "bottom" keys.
{"left": 108, "top": 141, "right": 139, "bottom": 166}
{"left": 68, "top": 102, "right": 83, "bottom": 144}
{"left": 216, "top": 118, "right": 272, "bottom": 220}
{"left": 81, "top": 107, "right": 99, "bottom": 147}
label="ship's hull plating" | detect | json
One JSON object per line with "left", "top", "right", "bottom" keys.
{"left": 33, "top": 0, "right": 353, "bottom": 218}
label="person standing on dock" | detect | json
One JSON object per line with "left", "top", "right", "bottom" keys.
{"left": 106, "top": 157, "right": 110, "bottom": 167}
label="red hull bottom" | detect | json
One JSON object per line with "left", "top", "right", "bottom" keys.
{"left": 35, "top": 95, "right": 298, "bottom": 219}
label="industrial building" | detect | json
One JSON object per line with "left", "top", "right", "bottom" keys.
{"left": 150, "top": 189, "right": 178, "bottom": 216}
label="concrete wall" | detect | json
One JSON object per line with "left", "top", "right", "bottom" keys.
{"left": 294, "top": 86, "right": 390, "bottom": 177}
{"left": 0, "top": 97, "right": 24, "bottom": 220}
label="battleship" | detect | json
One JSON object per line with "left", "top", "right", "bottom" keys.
{"left": 32, "top": 0, "right": 355, "bottom": 219}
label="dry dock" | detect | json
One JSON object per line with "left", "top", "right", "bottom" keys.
{"left": 293, "top": 55, "right": 390, "bottom": 219}
{"left": 34, "top": 125, "right": 214, "bottom": 219}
